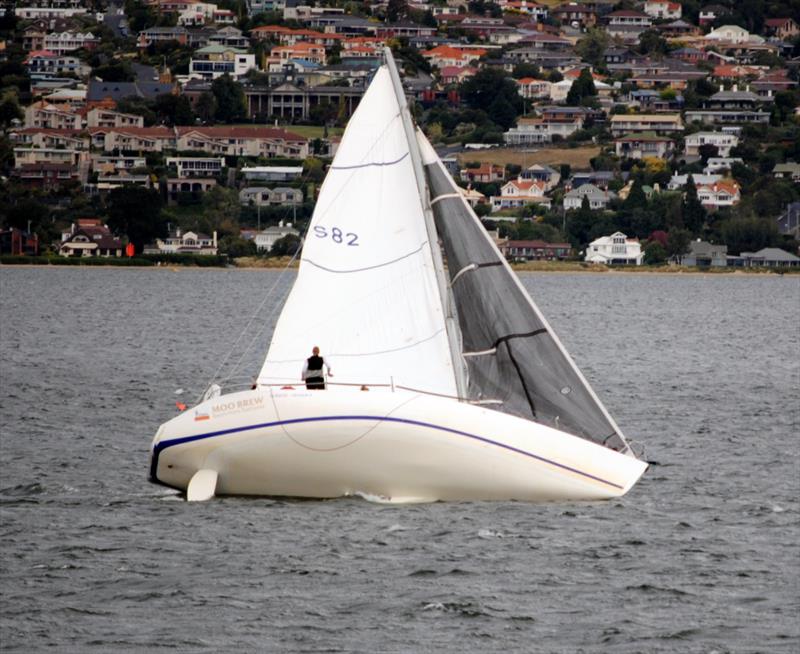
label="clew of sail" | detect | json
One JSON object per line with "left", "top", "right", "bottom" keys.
{"left": 257, "top": 67, "right": 458, "bottom": 395}
{"left": 418, "top": 132, "right": 631, "bottom": 453}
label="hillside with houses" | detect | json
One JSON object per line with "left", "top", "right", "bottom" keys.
{"left": 0, "top": 0, "right": 799, "bottom": 268}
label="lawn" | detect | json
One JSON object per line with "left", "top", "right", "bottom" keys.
{"left": 457, "top": 146, "right": 601, "bottom": 170}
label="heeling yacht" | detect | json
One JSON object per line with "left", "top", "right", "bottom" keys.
{"left": 149, "top": 49, "right": 647, "bottom": 503}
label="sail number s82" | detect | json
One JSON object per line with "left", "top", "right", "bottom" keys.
{"left": 313, "top": 226, "right": 359, "bottom": 246}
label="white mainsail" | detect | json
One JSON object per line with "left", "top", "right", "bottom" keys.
{"left": 258, "top": 66, "right": 458, "bottom": 395}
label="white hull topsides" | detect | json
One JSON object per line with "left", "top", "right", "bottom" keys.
{"left": 150, "top": 388, "right": 647, "bottom": 503}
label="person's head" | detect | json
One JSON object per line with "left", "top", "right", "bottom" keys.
{"left": 312, "top": 346, "right": 320, "bottom": 355}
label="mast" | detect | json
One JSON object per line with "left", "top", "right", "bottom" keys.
{"left": 383, "top": 48, "right": 467, "bottom": 398}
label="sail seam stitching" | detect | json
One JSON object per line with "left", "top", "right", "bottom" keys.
{"left": 491, "top": 328, "right": 547, "bottom": 350}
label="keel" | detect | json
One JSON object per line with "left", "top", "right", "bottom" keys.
{"left": 187, "top": 469, "right": 218, "bottom": 502}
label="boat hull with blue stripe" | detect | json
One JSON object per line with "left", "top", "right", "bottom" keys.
{"left": 150, "top": 388, "right": 647, "bottom": 502}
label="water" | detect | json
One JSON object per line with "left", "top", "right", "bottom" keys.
{"left": 1, "top": 267, "right": 798, "bottom": 652}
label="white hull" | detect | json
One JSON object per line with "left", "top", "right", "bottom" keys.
{"left": 150, "top": 388, "right": 647, "bottom": 502}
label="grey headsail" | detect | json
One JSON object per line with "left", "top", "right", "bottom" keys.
{"left": 420, "top": 136, "right": 628, "bottom": 453}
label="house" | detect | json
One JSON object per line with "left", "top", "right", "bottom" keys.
{"left": 239, "top": 186, "right": 303, "bottom": 206}
{"left": 11, "top": 162, "right": 80, "bottom": 190}
{"left": 564, "top": 184, "right": 614, "bottom": 210}
{"left": 439, "top": 66, "right": 476, "bottom": 85}
{"left": 166, "top": 157, "right": 225, "bottom": 178}
{"left": 43, "top": 31, "right": 98, "bottom": 55}
{"left": 85, "top": 107, "right": 144, "bottom": 129}
{"left": 705, "top": 86, "right": 762, "bottom": 110}
{"left": 24, "top": 101, "right": 80, "bottom": 130}
{"left": 696, "top": 180, "right": 741, "bottom": 210}
{"left": 643, "top": 0, "right": 681, "bottom": 20}
{"left": 59, "top": 218, "right": 124, "bottom": 257}
{"left": 609, "top": 113, "right": 683, "bottom": 136}
{"left": 421, "top": 45, "right": 486, "bottom": 69}
{"left": 738, "top": 248, "right": 800, "bottom": 268}
{"left": 242, "top": 166, "right": 304, "bottom": 182}
{"left": 764, "top": 18, "right": 799, "bottom": 41}
{"left": 684, "top": 109, "right": 770, "bottom": 125}
{"left": 551, "top": 3, "right": 597, "bottom": 28}
{"left": 706, "top": 25, "right": 760, "bottom": 45}
{"left": 137, "top": 26, "right": 190, "bottom": 48}
{"left": 268, "top": 43, "right": 326, "bottom": 68}
{"left": 667, "top": 173, "right": 723, "bottom": 191}
{"left": 501, "top": 240, "right": 571, "bottom": 261}
{"left": 584, "top": 232, "right": 643, "bottom": 265}
{"left": 0, "top": 227, "right": 39, "bottom": 256}
{"left": 614, "top": 133, "right": 673, "bottom": 160}
{"left": 490, "top": 179, "right": 551, "bottom": 213}
{"left": 460, "top": 163, "right": 504, "bottom": 184}
{"left": 146, "top": 229, "right": 219, "bottom": 255}
{"left": 682, "top": 240, "right": 728, "bottom": 267}
{"left": 504, "top": 118, "right": 552, "bottom": 145}
{"left": 515, "top": 77, "right": 551, "bottom": 100}
{"left": 519, "top": 164, "right": 560, "bottom": 191}
{"left": 255, "top": 222, "right": 300, "bottom": 251}
{"left": 772, "top": 162, "right": 800, "bottom": 181}
{"left": 189, "top": 45, "right": 256, "bottom": 79}
{"left": 684, "top": 132, "right": 739, "bottom": 158}
{"left": 704, "top": 157, "right": 744, "bottom": 174}
{"left": 570, "top": 170, "right": 617, "bottom": 190}
{"left": 165, "top": 178, "right": 217, "bottom": 203}
{"left": 25, "top": 50, "right": 89, "bottom": 77}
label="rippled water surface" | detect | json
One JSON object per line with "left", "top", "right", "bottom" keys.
{"left": 1, "top": 267, "right": 798, "bottom": 652}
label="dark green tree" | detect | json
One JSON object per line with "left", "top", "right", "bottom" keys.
{"left": 666, "top": 228, "right": 692, "bottom": 263}
{"left": 386, "top": 0, "right": 407, "bottom": 21}
{"left": 566, "top": 68, "right": 597, "bottom": 106}
{"left": 624, "top": 180, "right": 648, "bottom": 210}
{"left": 643, "top": 241, "right": 667, "bottom": 265}
{"left": 638, "top": 30, "right": 668, "bottom": 57}
{"left": 155, "top": 93, "right": 195, "bottom": 126}
{"left": 195, "top": 92, "right": 218, "bottom": 123}
{"left": 721, "top": 216, "right": 780, "bottom": 255}
{"left": 211, "top": 74, "right": 247, "bottom": 123}
{"left": 270, "top": 233, "right": 302, "bottom": 256}
{"left": 511, "top": 63, "right": 541, "bottom": 79}
{"left": 460, "top": 68, "right": 523, "bottom": 130}
{"left": 106, "top": 186, "right": 167, "bottom": 253}
{"left": 682, "top": 177, "right": 706, "bottom": 233}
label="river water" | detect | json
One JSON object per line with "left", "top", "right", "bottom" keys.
{"left": 1, "top": 267, "right": 798, "bottom": 653}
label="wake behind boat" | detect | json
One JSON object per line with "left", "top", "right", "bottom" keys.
{"left": 149, "top": 49, "right": 647, "bottom": 502}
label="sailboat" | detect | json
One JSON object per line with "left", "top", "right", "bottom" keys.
{"left": 149, "top": 50, "right": 647, "bottom": 502}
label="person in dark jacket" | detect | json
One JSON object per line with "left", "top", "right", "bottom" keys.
{"left": 302, "top": 346, "right": 333, "bottom": 390}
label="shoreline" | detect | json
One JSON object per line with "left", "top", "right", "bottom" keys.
{"left": 1, "top": 258, "right": 797, "bottom": 275}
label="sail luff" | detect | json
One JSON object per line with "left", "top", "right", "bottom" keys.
{"left": 383, "top": 48, "right": 467, "bottom": 398}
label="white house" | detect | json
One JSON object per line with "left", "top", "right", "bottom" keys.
{"left": 706, "top": 25, "right": 763, "bottom": 45}
{"left": 148, "top": 229, "right": 218, "bottom": 255}
{"left": 585, "top": 232, "right": 643, "bottom": 265}
{"left": 490, "top": 179, "right": 551, "bottom": 213}
{"left": 255, "top": 222, "right": 300, "bottom": 251}
{"left": 189, "top": 45, "right": 256, "bottom": 79}
{"left": 696, "top": 180, "right": 741, "bottom": 209}
{"left": 684, "top": 132, "right": 739, "bottom": 158}
{"left": 564, "top": 184, "right": 614, "bottom": 210}
{"left": 667, "top": 173, "right": 722, "bottom": 191}
{"left": 643, "top": 0, "right": 681, "bottom": 19}
{"left": 704, "top": 157, "right": 744, "bottom": 173}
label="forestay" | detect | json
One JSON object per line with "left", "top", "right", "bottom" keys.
{"left": 258, "top": 67, "right": 458, "bottom": 395}
{"left": 418, "top": 133, "right": 629, "bottom": 452}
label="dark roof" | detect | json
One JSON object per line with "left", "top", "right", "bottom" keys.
{"left": 87, "top": 80, "right": 175, "bottom": 102}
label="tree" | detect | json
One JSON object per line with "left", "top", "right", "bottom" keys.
{"left": 721, "top": 215, "right": 780, "bottom": 255}
{"left": 638, "top": 30, "right": 668, "bottom": 58}
{"left": 574, "top": 28, "right": 610, "bottom": 69}
{"left": 0, "top": 89, "right": 22, "bottom": 127}
{"left": 565, "top": 68, "right": 594, "bottom": 106}
{"left": 155, "top": 93, "right": 195, "bottom": 126}
{"left": 511, "top": 63, "right": 541, "bottom": 79}
{"left": 386, "top": 0, "right": 407, "bottom": 22}
{"left": 106, "top": 186, "right": 167, "bottom": 253}
{"left": 643, "top": 241, "right": 666, "bottom": 265}
{"left": 270, "top": 233, "right": 301, "bottom": 256}
{"left": 211, "top": 74, "right": 246, "bottom": 123}
{"left": 624, "top": 179, "right": 648, "bottom": 210}
{"left": 460, "top": 68, "right": 522, "bottom": 130}
{"left": 195, "top": 91, "right": 218, "bottom": 123}
{"left": 666, "top": 228, "right": 692, "bottom": 263}
{"left": 200, "top": 186, "right": 241, "bottom": 237}
{"left": 697, "top": 143, "right": 719, "bottom": 164}
{"left": 682, "top": 177, "right": 706, "bottom": 233}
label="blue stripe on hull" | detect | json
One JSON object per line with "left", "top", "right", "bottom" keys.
{"left": 150, "top": 415, "right": 624, "bottom": 490}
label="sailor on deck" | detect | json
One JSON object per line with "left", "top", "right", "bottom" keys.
{"left": 302, "top": 346, "right": 333, "bottom": 390}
